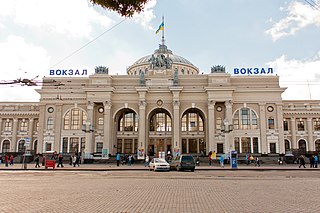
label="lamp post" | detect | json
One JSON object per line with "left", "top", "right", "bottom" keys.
{"left": 82, "top": 122, "right": 94, "bottom": 162}
{"left": 221, "top": 119, "right": 235, "bottom": 168}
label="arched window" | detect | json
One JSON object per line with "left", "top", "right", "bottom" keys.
{"left": 18, "top": 140, "right": 25, "bottom": 152}
{"left": 2, "top": 140, "right": 10, "bottom": 153}
{"left": 118, "top": 110, "right": 138, "bottom": 132}
{"left": 285, "top": 139, "right": 290, "bottom": 152}
{"left": 181, "top": 109, "right": 204, "bottom": 132}
{"left": 298, "top": 139, "right": 307, "bottom": 152}
{"left": 315, "top": 140, "right": 320, "bottom": 152}
{"left": 47, "top": 117, "right": 54, "bottom": 130}
{"left": 64, "top": 108, "right": 87, "bottom": 130}
{"left": 233, "top": 108, "right": 258, "bottom": 130}
{"left": 150, "top": 110, "right": 171, "bottom": 132}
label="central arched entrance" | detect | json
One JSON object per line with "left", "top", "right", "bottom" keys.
{"left": 148, "top": 108, "right": 172, "bottom": 157}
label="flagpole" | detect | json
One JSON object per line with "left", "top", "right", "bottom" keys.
{"left": 161, "top": 16, "right": 165, "bottom": 46}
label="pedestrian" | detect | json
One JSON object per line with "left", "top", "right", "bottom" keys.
{"left": 73, "top": 154, "right": 77, "bottom": 167}
{"left": 69, "top": 155, "right": 73, "bottom": 166}
{"left": 35, "top": 154, "right": 40, "bottom": 168}
{"left": 245, "top": 153, "right": 249, "bottom": 165}
{"left": 208, "top": 152, "right": 212, "bottom": 166}
{"left": 278, "top": 157, "right": 283, "bottom": 165}
{"left": 9, "top": 154, "right": 14, "bottom": 165}
{"left": 310, "top": 155, "right": 315, "bottom": 168}
{"left": 116, "top": 152, "right": 121, "bottom": 167}
{"left": 299, "top": 155, "right": 306, "bottom": 168}
{"left": 57, "top": 153, "right": 64, "bottom": 167}
{"left": 255, "top": 157, "right": 260, "bottom": 167}
{"left": 42, "top": 155, "right": 46, "bottom": 166}
{"left": 128, "top": 154, "right": 132, "bottom": 166}
{"left": 5, "top": 155, "right": 9, "bottom": 167}
{"left": 145, "top": 155, "right": 149, "bottom": 167}
{"left": 219, "top": 155, "right": 224, "bottom": 168}
{"left": 249, "top": 155, "right": 254, "bottom": 164}
{"left": 131, "top": 155, "right": 135, "bottom": 165}
{"left": 314, "top": 155, "right": 319, "bottom": 168}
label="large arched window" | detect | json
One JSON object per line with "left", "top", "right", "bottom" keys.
{"left": 150, "top": 109, "right": 171, "bottom": 132}
{"left": 2, "top": 140, "right": 10, "bottom": 153}
{"left": 181, "top": 109, "right": 204, "bottom": 132}
{"left": 233, "top": 108, "right": 258, "bottom": 130}
{"left": 298, "top": 139, "right": 307, "bottom": 152}
{"left": 64, "top": 108, "right": 87, "bottom": 130}
{"left": 118, "top": 110, "right": 138, "bottom": 131}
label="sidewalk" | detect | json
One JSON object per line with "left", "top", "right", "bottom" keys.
{"left": 0, "top": 163, "right": 319, "bottom": 171}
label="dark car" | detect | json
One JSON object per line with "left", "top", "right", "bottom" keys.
{"left": 170, "top": 154, "right": 195, "bottom": 172}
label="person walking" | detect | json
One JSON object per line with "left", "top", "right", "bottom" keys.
{"left": 208, "top": 152, "right": 212, "bottom": 166}
{"left": 314, "top": 155, "right": 319, "bottom": 168}
{"left": 128, "top": 154, "right": 132, "bottom": 166}
{"left": 116, "top": 152, "right": 121, "bottom": 167}
{"left": 255, "top": 157, "right": 260, "bottom": 167}
{"left": 35, "top": 154, "right": 41, "bottom": 168}
{"left": 57, "top": 153, "right": 64, "bottom": 167}
{"left": 144, "top": 155, "right": 149, "bottom": 167}
{"left": 310, "top": 155, "right": 315, "bottom": 168}
{"left": 219, "top": 155, "right": 224, "bottom": 168}
{"left": 299, "top": 155, "right": 306, "bottom": 168}
{"left": 5, "top": 155, "right": 9, "bottom": 167}
{"left": 245, "top": 153, "right": 249, "bottom": 165}
{"left": 9, "top": 154, "right": 14, "bottom": 166}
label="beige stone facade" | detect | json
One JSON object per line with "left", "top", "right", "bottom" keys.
{"left": 1, "top": 45, "right": 320, "bottom": 157}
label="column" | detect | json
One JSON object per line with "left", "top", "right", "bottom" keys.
{"left": 103, "top": 100, "right": 112, "bottom": 155}
{"left": 37, "top": 104, "right": 46, "bottom": 153}
{"left": 85, "top": 101, "right": 94, "bottom": 156}
{"left": 28, "top": 118, "right": 34, "bottom": 151}
{"left": 11, "top": 119, "right": 18, "bottom": 152}
{"left": 54, "top": 104, "right": 63, "bottom": 152}
{"left": 290, "top": 117, "right": 297, "bottom": 149}
{"left": 137, "top": 89, "right": 147, "bottom": 157}
{"left": 224, "top": 100, "right": 233, "bottom": 153}
{"left": 276, "top": 104, "right": 285, "bottom": 154}
{"left": 307, "top": 118, "right": 313, "bottom": 152}
{"left": 170, "top": 87, "right": 182, "bottom": 155}
{"left": 208, "top": 100, "right": 215, "bottom": 154}
{"left": 259, "top": 103, "right": 267, "bottom": 154}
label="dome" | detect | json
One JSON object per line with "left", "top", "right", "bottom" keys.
{"left": 127, "top": 44, "right": 199, "bottom": 76}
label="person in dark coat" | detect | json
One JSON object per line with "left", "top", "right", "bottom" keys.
{"left": 299, "top": 155, "right": 306, "bottom": 168}
{"left": 57, "top": 153, "right": 64, "bottom": 167}
{"left": 35, "top": 154, "right": 40, "bottom": 168}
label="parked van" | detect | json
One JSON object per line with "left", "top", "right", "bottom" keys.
{"left": 170, "top": 154, "right": 195, "bottom": 172}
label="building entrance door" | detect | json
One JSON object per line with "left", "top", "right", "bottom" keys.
{"left": 156, "top": 139, "right": 165, "bottom": 158}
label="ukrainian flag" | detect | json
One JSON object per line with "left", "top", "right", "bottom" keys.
{"left": 156, "top": 21, "right": 164, "bottom": 34}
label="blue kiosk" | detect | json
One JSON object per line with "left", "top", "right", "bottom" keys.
{"left": 230, "top": 150, "right": 238, "bottom": 169}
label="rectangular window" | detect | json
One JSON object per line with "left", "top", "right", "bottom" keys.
{"left": 199, "top": 138, "right": 206, "bottom": 154}
{"left": 47, "top": 118, "right": 54, "bottom": 130}
{"left": 64, "top": 113, "right": 70, "bottom": 130}
{"left": 182, "top": 116, "right": 187, "bottom": 131}
{"left": 283, "top": 120, "right": 289, "bottom": 131}
{"left": 234, "top": 137, "right": 240, "bottom": 153}
{"left": 189, "top": 139, "right": 197, "bottom": 153}
{"left": 217, "top": 143, "right": 224, "bottom": 154}
{"left": 313, "top": 119, "right": 320, "bottom": 131}
{"left": 241, "top": 137, "right": 251, "bottom": 153}
{"left": 69, "top": 137, "right": 79, "bottom": 153}
{"left": 20, "top": 120, "right": 28, "bottom": 132}
{"left": 4, "top": 120, "right": 12, "bottom": 132}
{"left": 216, "top": 118, "right": 222, "bottom": 131}
{"left": 96, "top": 142, "right": 103, "bottom": 153}
{"left": 297, "top": 120, "right": 305, "bottom": 131}
{"left": 45, "top": 143, "right": 52, "bottom": 152}
{"left": 71, "top": 109, "right": 80, "bottom": 130}
{"left": 62, "top": 138, "right": 68, "bottom": 153}
{"left": 182, "top": 139, "right": 187, "bottom": 154}
{"left": 253, "top": 137, "right": 259, "bottom": 153}
{"left": 81, "top": 137, "right": 85, "bottom": 153}
{"left": 124, "top": 139, "right": 132, "bottom": 154}
{"left": 268, "top": 118, "right": 275, "bottom": 129}
{"left": 98, "top": 118, "right": 104, "bottom": 130}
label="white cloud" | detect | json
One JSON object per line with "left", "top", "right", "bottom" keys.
{"left": 132, "top": 0, "right": 157, "bottom": 30}
{"left": 266, "top": 1, "right": 320, "bottom": 41}
{"left": 267, "top": 54, "right": 320, "bottom": 100}
{"left": 0, "top": 35, "right": 50, "bottom": 101}
{"left": 0, "top": 0, "right": 113, "bottom": 38}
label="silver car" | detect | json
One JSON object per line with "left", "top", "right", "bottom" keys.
{"left": 148, "top": 158, "right": 170, "bottom": 171}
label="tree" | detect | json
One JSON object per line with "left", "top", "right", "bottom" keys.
{"left": 89, "top": 0, "right": 150, "bottom": 17}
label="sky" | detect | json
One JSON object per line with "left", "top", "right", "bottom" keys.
{"left": 0, "top": 0, "right": 320, "bottom": 101}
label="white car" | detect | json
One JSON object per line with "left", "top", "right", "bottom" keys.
{"left": 148, "top": 158, "right": 170, "bottom": 171}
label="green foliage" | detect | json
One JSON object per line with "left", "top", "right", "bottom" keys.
{"left": 89, "top": 0, "right": 150, "bottom": 17}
